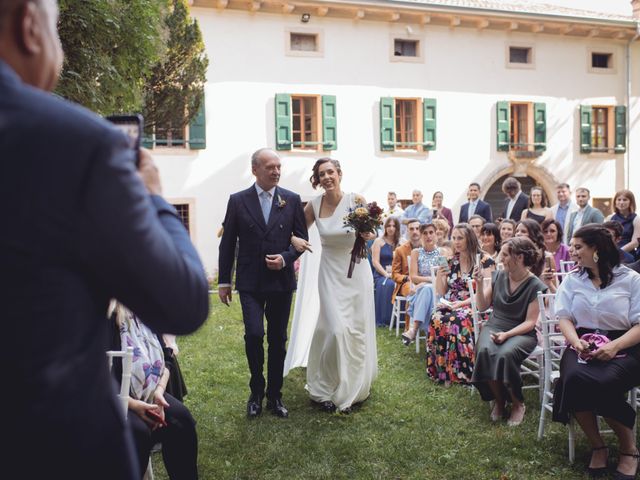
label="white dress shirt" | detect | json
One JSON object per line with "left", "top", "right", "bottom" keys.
{"left": 505, "top": 191, "right": 521, "bottom": 219}
{"left": 555, "top": 266, "right": 640, "bottom": 330}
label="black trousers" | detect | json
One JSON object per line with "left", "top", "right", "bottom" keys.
{"left": 239, "top": 290, "right": 293, "bottom": 400}
{"left": 129, "top": 392, "right": 198, "bottom": 480}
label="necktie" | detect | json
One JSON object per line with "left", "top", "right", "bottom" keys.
{"left": 260, "top": 191, "right": 272, "bottom": 223}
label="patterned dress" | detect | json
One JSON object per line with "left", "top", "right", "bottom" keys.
{"left": 427, "top": 253, "right": 494, "bottom": 384}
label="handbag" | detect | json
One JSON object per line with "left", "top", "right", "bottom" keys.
{"left": 570, "top": 332, "right": 626, "bottom": 362}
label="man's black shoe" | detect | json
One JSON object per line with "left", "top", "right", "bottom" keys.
{"left": 247, "top": 394, "right": 263, "bottom": 418}
{"left": 266, "top": 398, "right": 289, "bottom": 418}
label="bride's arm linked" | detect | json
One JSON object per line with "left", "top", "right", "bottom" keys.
{"left": 291, "top": 202, "right": 315, "bottom": 253}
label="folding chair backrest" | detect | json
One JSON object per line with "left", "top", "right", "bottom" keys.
{"left": 107, "top": 346, "right": 134, "bottom": 418}
{"left": 537, "top": 292, "right": 561, "bottom": 385}
{"left": 467, "top": 278, "right": 481, "bottom": 344}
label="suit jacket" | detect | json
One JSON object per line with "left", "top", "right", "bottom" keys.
{"left": 391, "top": 241, "right": 414, "bottom": 301}
{"left": 459, "top": 200, "right": 493, "bottom": 224}
{"left": 501, "top": 193, "right": 529, "bottom": 221}
{"left": 218, "top": 185, "right": 307, "bottom": 292}
{"left": 0, "top": 60, "right": 208, "bottom": 478}
{"left": 566, "top": 205, "right": 605, "bottom": 239}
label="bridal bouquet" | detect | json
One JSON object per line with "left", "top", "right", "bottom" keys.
{"left": 343, "top": 200, "right": 383, "bottom": 278}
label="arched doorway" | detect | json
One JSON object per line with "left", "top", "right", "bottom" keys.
{"left": 484, "top": 175, "right": 539, "bottom": 220}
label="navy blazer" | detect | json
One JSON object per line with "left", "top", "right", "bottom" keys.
{"left": 0, "top": 60, "right": 208, "bottom": 478}
{"left": 219, "top": 185, "right": 307, "bottom": 292}
{"left": 501, "top": 193, "right": 530, "bottom": 221}
{"left": 459, "top": 200, "right": 493, "bottom": 224}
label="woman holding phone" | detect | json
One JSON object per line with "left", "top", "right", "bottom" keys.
{"left": 471, "top": 237, "right": 547, "bottom": 426}
{"left": 108, "top": 302, "right": 199, "bottom": 479}
{"left": 427, "top": 223, "right": 495, "bottom": 385}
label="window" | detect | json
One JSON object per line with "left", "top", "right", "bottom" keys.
{"left": 592, "top": 52, "right": 612, "bottom": 69}
{"left": 274, "top": 93, "right": 337, "bottom": 151}
{"left": 394, "top": 39, "right": 418, "bottom": 57}
{"left": 285, "top": 28, "right": 323, "bottom": 57}
{"left": 580, "top": 105, "right": 626, "bottom": 154}
{"left": 143, "top": 94, "right": 206, "bottom": 150}
{"left": 290, "top": 33, "right": 317, "bottom": 52}
{"left": 379, "top": 97, "right": 436, "bottom": 152}
{"left": 506, "top": 44, "right": 534, "bottom": 69}
{"left": 153, "top": 123, "right": 186, "bottom": 148}
{"left": 169, "top": 199, "right": 196, "bottom": 238}
{"left": 173, "top": 204, "right": 191, "bottom": 233}
{"left": 496, "top": 101, "right": 546, "bottom": 152}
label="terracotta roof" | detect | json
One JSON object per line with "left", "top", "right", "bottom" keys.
{"left": 383, "top": 0, "right": 635, "bottom": 23}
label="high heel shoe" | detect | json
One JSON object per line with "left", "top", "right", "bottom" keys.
{"left": 614, "top": 450, "right": 639, "bottom": 480}
{"left": 401, "top": 328, "right": 416, "bottom": 346}
{"left": 587, "top": 445, "right": 609, "bottom": 478}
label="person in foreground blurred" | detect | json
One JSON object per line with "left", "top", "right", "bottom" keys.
{"left": 109, "top": 303, "right": 198, "bottom": 479}
{"left": 472, "top": 238, "right": 547, "bottom": 426}
{"left": 553, "top": 225, "right": 640, "bottom": 479}
{"left": 0, "top": 1, "right": 209, "bottom": 477}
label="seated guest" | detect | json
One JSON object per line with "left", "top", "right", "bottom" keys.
{"left": 432, "top": 191, "right": 454, "bottom": 231}
{"left": 516, "top": 219, "right": 555, "bottom": 292}
{"left": 391, "top": 219, "right": 422, "bottom": 332}
{"left": 541, "top": 218, "right": 571, "bottom": 273}
{"left": 472, "top": 237, "right": 547, "bottom": 426}
{"left": 372, "top": 217, "right": 401, "bottom": 326}
{"left": 521, "top": 186, "right": 553, "bottom": 224}
{"left": 603, "top": 220, "right": 636, "bottom": 263}
{"left": 468, "top": 214, "right": 486, "bottom": 239}
{"left": 433, "top": 218, "right": 450, "bottom": 243}
{"left": 606, "top": 189, "right": 640, "bottom": 257}
{"left": 480, "top": 223, "right": 501, "bottom": 260}
{"left": 552, "top": 225, "right": 640, "bottom": 479}
{"left": 108, "top": 302, "right": 198, "bottom": 480}
{"left": 427, "top": 224, "right": 495, "bottom": 385}
{"left": 499, "top": 219, "right": 517, "bottom": 242}
{"left": 402, "top": 223, "right": 441, "bottom": 345}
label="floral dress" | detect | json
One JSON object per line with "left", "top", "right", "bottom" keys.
{"left": 427, "top": 253, "right": 494, "bottom": 384}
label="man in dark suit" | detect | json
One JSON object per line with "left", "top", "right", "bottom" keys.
{"left": 566, "top": 187, "right": 605, "bottom": 239}
{"left": 500, "top": 176, "right": 529, "bottom": 221}
{"left": 459, "top": 182, "right": 493, "bottom": 223}
{"left": 218, "top": 148, "right": 308, "bottom": 418}
{"left": 0, "top": 1, "right": 209, "bottom": 478}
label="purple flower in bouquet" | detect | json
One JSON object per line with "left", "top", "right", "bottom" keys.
{"left": 343, "top": 200, "right": 383, "bottom": 278}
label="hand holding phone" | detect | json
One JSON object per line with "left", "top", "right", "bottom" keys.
{"left": 106, "top": 114, "right": 144, "bottom": 167}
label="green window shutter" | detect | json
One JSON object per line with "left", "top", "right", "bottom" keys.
{"left": 380, "top": 97, "right": 395, "bottom": 151}
{"left": 188, "top": 95, "right": 206, "bottom": 150}
{"left": 534, "top": 103, "right": 546, "bottom": 152}
{"left": 275, "top": 93, "right": 292, "bottom": 151}
{"left": 580, "top": 105, "right": 592, "bottom": 154}
{"left": 614, "top": 105, "right": 627, "bottom": 153}
{"left": 496, "top": 101, "right": 510, "bottom": 152}
{"left": 321, "top": 95, "right": 337, "bottom": 151}
{"left": 422, "top": 98, "right": 436, "bottom": 151}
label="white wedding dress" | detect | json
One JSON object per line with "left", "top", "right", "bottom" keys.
{"left": 284, "top": 192, "right": 377, "bottom": 410}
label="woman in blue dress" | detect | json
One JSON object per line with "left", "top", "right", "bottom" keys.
{"left": 607, "top": 189, "right": 640, "bottom": 258}
{"left": 371, "top": 216, "right": 401, "bottom": 326}
{"left": 402, "top": 223, "right": 442, "bottom": 345}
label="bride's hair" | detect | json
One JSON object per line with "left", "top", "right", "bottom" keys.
{"left": 310, "top": 157, "right": 342, "bottom": 189}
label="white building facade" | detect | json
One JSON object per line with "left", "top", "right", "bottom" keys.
{"left": 152, "top": 0, "right": 640, "bottom": 274}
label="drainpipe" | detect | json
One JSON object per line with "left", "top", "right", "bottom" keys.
{"left": 626, "top": 21, "right": 640, "bottom": 189}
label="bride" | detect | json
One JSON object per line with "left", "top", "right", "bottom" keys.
{"left": 285, "top": 158, "right": 378, "bottom": 413}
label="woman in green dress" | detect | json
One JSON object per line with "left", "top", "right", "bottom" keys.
{"left": 471, "top": 237, "right": 547, "bottom": 426}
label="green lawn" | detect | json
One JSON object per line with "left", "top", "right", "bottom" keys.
{"left": 151, "top": 295, "right": 636, "bottom": 479}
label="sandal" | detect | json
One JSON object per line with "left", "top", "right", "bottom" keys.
{"left": 614, "top": 450, "right": 640, "bottom": 480}
{"left": 587, "top": 445, "right": 609, "bottom": 478}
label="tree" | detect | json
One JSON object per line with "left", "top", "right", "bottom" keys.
{"left": 56, "top": 0, "right": 166, "bottom": 115}
{"left": 142, "top": 0, "right": 209, "bottom": 138}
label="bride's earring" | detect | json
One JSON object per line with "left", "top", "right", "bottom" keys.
{"left": 593, "top": 251, "right": 599, "bottom": 263}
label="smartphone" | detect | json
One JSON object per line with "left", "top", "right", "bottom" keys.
{"left": 545, "top": 255, "right": 555, "bottom": 272}
{"left": 145, "top": 409, "right": 167, "bottom": 427}
{"left": 106, "top": 114, "right": 143, "bottom": 166}
{"left": 436, "top": 255, "right": 449, "bottom": 270}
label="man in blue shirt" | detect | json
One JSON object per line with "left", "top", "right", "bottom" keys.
{"left": 401, "top": 189, "right": 432, "bottom": 237}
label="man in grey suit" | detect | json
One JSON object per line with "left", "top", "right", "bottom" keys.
{"left": 0, "top": 1, "right": 209, "bottom": 478}
{"left": 566, "top": 187, "right": 605, "bottom": 239}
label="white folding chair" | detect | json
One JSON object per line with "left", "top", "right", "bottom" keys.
{"left": 467, "top": 278, "right": 491, "bottom": 345}
{"left": 390, "top": 255, "right": 410, "bottom": 336}
{"left": 107, "top": 347, "right": 134, "bottom": 417}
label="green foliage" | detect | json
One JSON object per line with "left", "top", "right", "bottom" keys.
{"left": 142, "top": 0, "right": 208, "bottom": 132}
{"left": 56, "top": 0, "right": 166, "bottom": 115}
{"left": 150, "top": 297, "right": 638, "bottom": 479}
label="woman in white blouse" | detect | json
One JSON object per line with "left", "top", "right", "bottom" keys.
{"left": 553, "top": 225, "right": 640, "bottom": 480}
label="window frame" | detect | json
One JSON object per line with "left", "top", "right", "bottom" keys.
{"left": 168, "top": 198, "right": 196, "bottom": 241}
{"left": 291, "top": 94, "right": 323, "bottom": 151}
{"left": 389, "top": 33, "right": 424, "bottom": 63}
{"left": 285, "top": 28, "right": 324, "bottom": 58}
{"left": 505, "top": 43, "right": 535, "bottom": 70}
{"left": 509, "top": 102, "right": 534, "bottom": 152}
{"left": 587, "top": 47, "right": 616, "bottom": 74}
{"left": 394, "top": 98, "right": 422, "bottom": 151}
{"left": 587, "top": 105, "right": 617, "bottom": 154}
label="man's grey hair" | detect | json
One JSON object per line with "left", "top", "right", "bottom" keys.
{"left": 412, "top": 189, "right": 422, "bottom": 195}
{"left": 251, "top": 148, "right": 277, "bottom": 168}
{"left": 576, "top": 187, "right": 591, "bottom": 196}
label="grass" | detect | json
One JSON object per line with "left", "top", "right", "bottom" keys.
{"left": 151, "top": 295, "right": 637, "bottom": 479}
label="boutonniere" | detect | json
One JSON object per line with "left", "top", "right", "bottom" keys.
{"left": 277, "top": 194, "right": 286, "bottom": 209}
